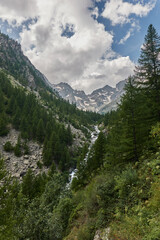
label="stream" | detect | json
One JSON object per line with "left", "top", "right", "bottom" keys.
{"left": 67, "top": 125, "right": 100, "bottom": 186}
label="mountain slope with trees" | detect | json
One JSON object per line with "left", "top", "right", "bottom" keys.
{"left": 0, "top": 24, "right": 160, "bottom": 240}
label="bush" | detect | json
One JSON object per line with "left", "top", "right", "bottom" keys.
{"left": 14, "top": 144, "right": 21, "bottom": 157}
{"left": 3, "top": 141, "right": 14, "bottom": 152}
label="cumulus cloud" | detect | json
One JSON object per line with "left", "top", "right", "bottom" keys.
{"left": 102, "top": 0, "right": 156, "bottom": 26}
{"left": 72, "top": 56, "right": 135, "bottom": 93}
{"left": 0, "top": 0, "right": 141, "bottom": 93}
{"left": 0, "top": 0, "right": 37, "bottom": 25}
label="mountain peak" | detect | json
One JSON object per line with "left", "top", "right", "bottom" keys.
{"left": 53, "top": 81, "right": 126, "bottom": 113}
{"left": 0, "top": 31, "right": 51, "bottom": 90}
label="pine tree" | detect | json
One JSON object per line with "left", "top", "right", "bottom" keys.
{"left": 12, "top": 107, "right": 21, "bottom": 130}
{"left": 0, "top": 113, "right": 9, "bottom": 136}
{"left": 135, "top": 24, "right": 160, "bottom": 121}
{"left": 87, "top": 131, "right": 106, "bottom": 172}
{"left": 106, "top": 77, "right": 151, "bottom": 163}
{"left": 36, "top": 119, "right": 45, "bottom": 143}
{"left": 118, "top": 77, "right": 150, "bottom": 161}
{"left": 0, "top": 89, "right": 4, "bottom": 113}
{"left": 43, "top": 138, "right": 53, "bottom": 166}
{"left": 66, "top": 125, "right": 73, "bottom": 146}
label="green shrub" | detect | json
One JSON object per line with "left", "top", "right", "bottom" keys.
{"left": 14, "top": 144, "right": 21, "bottom": 157}
{"left": 3, "top": 141, "right": 14, "bottom": 152}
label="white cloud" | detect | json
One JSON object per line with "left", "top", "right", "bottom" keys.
{"left": 0, "top": 0, "right": 38, "bottom": 25}
{"left": 0, "top": 0, "right": 136, "bottom": 93}
{"left": 119, "top": 30, "right": 131, "bottom": 44}
{"left": 102, "top": 0, "right": 156, "bottom": 26}
{"left": 91, "top": 7, "right": 99, "bottom": 19}
{"left": 73, "top": 56, "right": 135, "bottom": 93}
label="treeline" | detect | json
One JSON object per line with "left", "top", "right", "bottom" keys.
{"left": 38, "top": 88, "right": 102, "bottom": 136}
{"left": 63, "top": 24, "right": 160, "bottom": 239}
{"left": 105, "top": 24, "right": 160, "bottom": 165}
{"left": 73, "top": 24, "right": 160, "bottom": 188}
{"left": 0, "top": 31, "right": 102, "bottom": 135}
{"left": 1, "top": 24, "right": 160, "bottom": 240}
{"left": 0, "top": 71, "right": 73, "bottom": 170}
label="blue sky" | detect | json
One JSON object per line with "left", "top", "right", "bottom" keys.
{"left": 0, "top": 0, "right": 159, "bottom": 93}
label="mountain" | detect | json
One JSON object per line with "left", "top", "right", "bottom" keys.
{"left": 0, "top": 32, "right": 125, "bottom": 114}
{"left": 1, "top": 25, "right": 160, "bottom": 240}
{"left": 52, "top": 80, "right": 126, "bottom": 114}
{"left": 0, "top": 32, "right": 102, "bottom": 176}
{"left": 0, "top": 32, "right": 52, "bottom": 90}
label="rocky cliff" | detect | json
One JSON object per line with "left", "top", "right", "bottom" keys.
{"left": 52, "top": 80, "right": 126, "bottom": 114}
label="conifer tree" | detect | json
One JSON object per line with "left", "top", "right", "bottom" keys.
{"left": 0, "top": 113, "right": 9, "bottom": 136}
{"left": 66, "top": 125, "right": 73, "bottom": 146}
{"left": 118, "top": 77, "right": 150, "bottom": 161}
{"left": 36, "top": 119, "right": 45, "bottom": 143}
{"left": 87, "top": 131, "right": 106, "bottom": 171}
{"left": 135, "top": 24, "right": 160, "bottom": 121}
{"left": 0, "top": 89, "right": 4, "bottom": 113}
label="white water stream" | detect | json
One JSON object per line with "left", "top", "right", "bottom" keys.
{"left": 67, "top": 125, "right": 100, "bottom": 186}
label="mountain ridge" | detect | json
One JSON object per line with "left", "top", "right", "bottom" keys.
{"left": 52, "top": 80, "right": 126, "bottom": 113}
{"left": 0, "top": 32, "right": 53, "bottom": 91}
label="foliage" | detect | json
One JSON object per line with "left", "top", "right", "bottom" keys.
{"left": 3, "top": 141, "right": 14, "bottom": 152}
{"left": 1, "top": 25, "right": 160, "bottom": 240}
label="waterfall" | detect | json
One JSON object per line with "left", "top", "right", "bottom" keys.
{"left": 67, "top": 125, "right": 100, "bottom": 187}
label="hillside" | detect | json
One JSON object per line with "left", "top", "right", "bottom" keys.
{"left": 0, "top": 32, "right": 54, "bottom": 90}
{"left": 0, "top": 25, "right": 160, "bottom": 240}
{"left": 0, "top": 32, "right": 102, "bottom": 177}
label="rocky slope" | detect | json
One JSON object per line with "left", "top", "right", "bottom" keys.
{"left": 52, "top": 80, "right": 126, "bottom": 114}
{"left": 0, "top": 126, "right": 85, "bottom": 180}
{"left": 0, "top": 32, "right": 52, "bottom": 90}
{"left": 0, "top": 129, "right": 46, "bottom": 180}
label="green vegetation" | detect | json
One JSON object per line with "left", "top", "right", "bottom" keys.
{"left": 0, "top": 24, "right": 160, "bottom": 239}
{"left": 3, "top": 141, "right": 14, "bottom": 152}
{"left": 0, "top": 69, "right": 101, "bottom": 170}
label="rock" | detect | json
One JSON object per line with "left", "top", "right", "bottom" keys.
{"left": 24, "top": 160, "right": 29, "bottom": 165}
{"left": 94, "top": 230, "right": 101, "bottom": 240}
{"left": 32, "top": 156, "right": 37, "bottom": 160}
{"left": 93, "top": 228, "right": 110, "bottom": 240}
{"left": 0, "top": 128, "right": 48, "bottom": 180}
{"left": 14, "top": 173, "right": 20, "bottom": 178}
{"left": 20, "top": 171, "right": 26, "bottom": 177}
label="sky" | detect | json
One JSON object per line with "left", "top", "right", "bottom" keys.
{"left": 0, "top": 0, "right": 159, "bottom": 94}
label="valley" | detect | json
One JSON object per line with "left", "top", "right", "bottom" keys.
{"left": 0, "top": 24, "right": 160, "bottom": 240}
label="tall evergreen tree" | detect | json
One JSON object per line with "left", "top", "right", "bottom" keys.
{"left": 135, "top": 24, "right": 160, "bottom": 121}
{"left": 36, "top": 119, "right": 45, "bottom": 143}
{"left": 119, "top": 77, "right": 150, "bottom": 161}
{"left": 87, "top": 131, "right": 106, "bottom": 172}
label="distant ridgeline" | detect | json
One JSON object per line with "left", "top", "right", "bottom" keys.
{"left": 53, "top": 80, "right": 126, "bottom": 114}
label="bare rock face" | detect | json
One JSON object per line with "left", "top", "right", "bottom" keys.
{"left": 52, "top": 80, "right": 126, "bottom": 114}
{"left": 70, "top": 125, "right": 86, "bottom": 149}
{"left": 93, "top": 228, "right": 110, "bottom": 240}
{"left": 0, "top": 129, "right": 48, "bottom": 180}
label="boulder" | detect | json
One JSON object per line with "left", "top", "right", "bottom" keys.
{"left": 24, "top": 160, "right": 29, "bottom": 165}
{"left": 20, "top": 171, "right": 26, "bottom": 177}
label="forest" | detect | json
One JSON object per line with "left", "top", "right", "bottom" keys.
{"left": 0, "top": 24, "right": 160, "bottom": 240}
